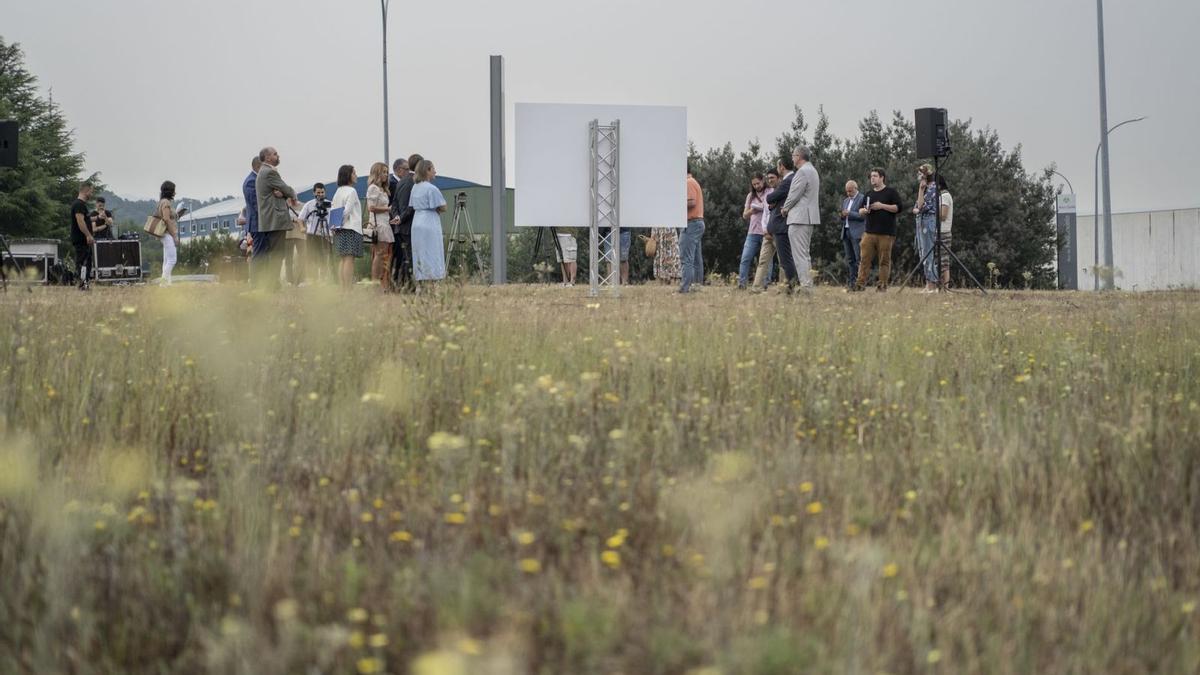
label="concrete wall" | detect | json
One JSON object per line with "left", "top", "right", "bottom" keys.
{"left": 1073, "top": 208, "right": 1200, "bottom": 290}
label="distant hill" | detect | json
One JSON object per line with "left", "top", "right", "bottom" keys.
{"left": 101, "top": 193, "right": 233, "bottom": 225}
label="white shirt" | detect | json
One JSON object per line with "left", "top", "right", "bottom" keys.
{"left": 843, "top": 193, "right": 859, "bottom": 229}
{"left": 939, "top": 192, "right": 954, "bottom": 233}
{"left": 331, "top": 186, "right": 362, "bottom": 235}
{"left": 298, "top": 197, "right": 329, "bottom": 235}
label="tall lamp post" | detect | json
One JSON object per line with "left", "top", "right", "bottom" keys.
{"left": 1050, "top": 170, "right": 1074, "bottom": 196}
{"left": 380, "top": 0, "right": 391, "bottom": 163}
{"left": 1095, "top": 0, "right": 1113, "bottom": 290}
{"left": 1091, "top": 116, "right": 1145, "bottom": 290}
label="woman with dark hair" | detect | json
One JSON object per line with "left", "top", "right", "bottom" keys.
{"left": 737, "top": 172, "right": 770, "bottom": 289}
{"left": 330, "top": 164, "right": 363, "bottom": 290}
{"left": 409, "top": 159, "right": 447, "bottom": 284}
{"left": 912, "top": 163, "right": 939, "bottom": 292}
{"left": 156, "top": 181, "right": 180, "bottom": 284}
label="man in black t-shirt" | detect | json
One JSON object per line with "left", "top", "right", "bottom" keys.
{"left": 854, "top": 168, "right": 903, "bottom": 291}
{"left": 89, "top": 196, "right": 114, "bottom": 240}
{"left": 69, "top": 182, "right": 96, "bottom": 290}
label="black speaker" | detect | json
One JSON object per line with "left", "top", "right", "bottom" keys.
{"left": 0, "top": 120, "right": 17, "bottom": 168}
{"left": 914, "top": 108, "right": 950, "bottom": 158}
{"left": 93, "top": 239, "right": 143, "bottom": 281}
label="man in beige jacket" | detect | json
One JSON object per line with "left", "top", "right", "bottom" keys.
{"left": 254, "top": 146, "right": 299, "bottom": 289}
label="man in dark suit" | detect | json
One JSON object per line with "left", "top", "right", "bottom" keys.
{"left": 765, "top": 156, "right": 798, "bottom": 289}
{"left": 390, "top": 153, "right": 422, "bottom": 290}
{"left": 839, "top": 180, "right": 867, "bottom": 290}
{"left": 242, "top": 156, "right": 265, "bottom": 259}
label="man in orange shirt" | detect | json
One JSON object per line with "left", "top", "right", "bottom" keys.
{"left": 680, "top": 165, "right": 705, "bottom": 293}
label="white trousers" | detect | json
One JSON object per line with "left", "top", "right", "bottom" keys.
{"left": 788, "top": 224, "right": 814, "bottom": 287}
{"left": 162, "top": 235, "right": 177, "bottom": 284}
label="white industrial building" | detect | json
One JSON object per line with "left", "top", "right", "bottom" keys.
{"left": 1072, "top": 207, "right": 1200, "bottom": 291}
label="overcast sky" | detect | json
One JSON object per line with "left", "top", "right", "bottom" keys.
{"left": 8, "top": 0, "right": 1196, "bottom": 213}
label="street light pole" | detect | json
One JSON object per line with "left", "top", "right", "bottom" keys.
{"left": 1050, "top": 170, "right": 1074, "bottom": 197}
{"left": 1091, "top": 116, "right": 1145, "bottom": 290}
{"left": 1095, "top": 0, "right": 1115, "bottom": 289}
{"left": 380, "top": 0, "right": 391, "bottom": 164}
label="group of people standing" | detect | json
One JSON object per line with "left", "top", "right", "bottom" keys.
{"left": 69, "top": 180, "right": 178, "bottom": 290}
{"left": 557, "top": 148, "right": 953, "bottom": 293}
{"left": 731, "top": 149, "right": 954, "bottom": 292}
{"left": 238, "top": 147, "right": 449, "bottom": 292}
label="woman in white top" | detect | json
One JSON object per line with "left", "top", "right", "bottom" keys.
{"left": 330, "top": 164, "right": 363, "bottom": 291}
{"left": 936, "top": 173, "right": 954, "bottom": 286}
{"left": 366, "top": 162, "right": 394, "bottom": 292}
{"left": 156, "top": 181, "right": 180, "bottom": 284}
{"left": 409, "top": 159, "right": 447, "bottom": 283}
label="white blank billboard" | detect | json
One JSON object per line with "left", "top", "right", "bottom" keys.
{"left": 515, "top": 103, "right": 687, "bottom": 229}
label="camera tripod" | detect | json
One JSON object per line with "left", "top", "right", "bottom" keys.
{"left": 531, "top": 226, "right": 567, "bottom": 282}
{"left": 445, "top": 192, "right": 487, "bottom": 281}
{"left": 898, "top": 156, "right": 986, "bottom": 295}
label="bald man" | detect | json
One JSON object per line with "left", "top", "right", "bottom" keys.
{"left": 254, "top": 146, "right": 299, "bottom": 289}
{"left": 839, "top": 179, "right": 867, "bottom": 290}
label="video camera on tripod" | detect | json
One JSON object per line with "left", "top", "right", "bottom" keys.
{"left": 312, "top": 198, "right": 332, "bottom": 219}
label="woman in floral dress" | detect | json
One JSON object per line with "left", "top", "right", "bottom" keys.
{"left": 652, "top": 227, "right": 682, "bottom": 284}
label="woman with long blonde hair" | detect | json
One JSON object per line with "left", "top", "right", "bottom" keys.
{"left": 366, "top": 162, "right": 394, "bottom": 291}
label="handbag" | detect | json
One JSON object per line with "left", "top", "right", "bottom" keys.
{"left": 143, "top": 201, "right": 167, "bottom": 237}
{"left": 641, "top": 234, "right": 657, "bottom": 258}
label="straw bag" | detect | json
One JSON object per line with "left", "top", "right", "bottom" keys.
{"left": 143, "top": 202, "right": 167, "bottom": 237}
{"left": 641, "top": 234, "right": 657, "bottom": 258}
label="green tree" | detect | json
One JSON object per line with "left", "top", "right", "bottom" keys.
{"left": 0, "top": 37, "right": 94, "bottom": 242}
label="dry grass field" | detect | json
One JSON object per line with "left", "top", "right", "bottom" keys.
{"left": 1, "top": 283, "right": 1198, "bottom": 674}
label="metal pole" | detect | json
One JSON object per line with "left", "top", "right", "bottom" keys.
{"left": 1095, "top": 0, "right": 1114, "bottom": 289}
{"left": 489, "top": 55, "right": 507, "bottom": 284}
{"left": 1091, "top": 117, "right": 1144, "bottom": 291}
{"left": 1092, "top": 146, "right": 1100, "bottom": 290}
{"left": 381, "top": 0, "right": 390, "bottom": 163}
{"left": 1050, "top": 170, "right": 1074, "bottom": 196}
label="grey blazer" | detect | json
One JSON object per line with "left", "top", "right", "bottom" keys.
{"left": 255, "top": 164, "right": 298, "bottom": 233}
{"left": 783, "top": 162, "right": 821, "bottom": 226}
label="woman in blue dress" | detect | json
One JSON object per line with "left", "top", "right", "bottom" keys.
{"left": 410, "top": 159, "right": 447, "bottom": 282}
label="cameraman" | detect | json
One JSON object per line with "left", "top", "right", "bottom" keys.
{"left": 89, "top": 197, "right": 115, "bottom": 240}
{"left": 298, "top": 183, "right": 333, "bottom": 284}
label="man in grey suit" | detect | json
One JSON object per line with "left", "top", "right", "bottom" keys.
{"left": 781, "top": 146, "right": 820, "bottom": 288}
{"left": 255, "top": 146, "right": 299, "bottom": 289}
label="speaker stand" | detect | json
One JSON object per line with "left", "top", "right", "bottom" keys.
{"left": 898, "top": 155, "right": 986, "bottom": 295}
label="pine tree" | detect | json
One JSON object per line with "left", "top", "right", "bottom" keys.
{"left": 0, "top": 37, "right": 93, "bottom": 241}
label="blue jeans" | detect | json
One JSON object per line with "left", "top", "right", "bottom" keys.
{"left": 679, "top": 219, "right": 705, "bottom": 292}
{"left": 738, "top": 233, "right": 764, "bottom": 285}
{"left": 601, "top": 229, "right": 632, "bottom": 262}
{"left": 841, "top": 228, "right": 861, "bottom": 288}
{"left": 916, "top": 213, "right": 938, "bottom": 283}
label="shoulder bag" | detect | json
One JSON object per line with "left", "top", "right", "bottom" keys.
{"left": 143, "top": 201, "right": 168, "bottom": 237}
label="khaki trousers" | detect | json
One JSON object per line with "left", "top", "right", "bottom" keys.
{"left": 856, "top": 233, "right": 895, "bottom": 290}
{"left": 754, "top": 234, "right": 777, "bottom": 288}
